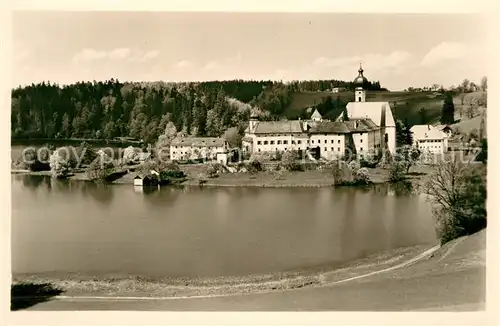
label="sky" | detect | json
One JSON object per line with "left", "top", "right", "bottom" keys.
{"left": 12, "top": 11, "right": 490, "bottom": 90}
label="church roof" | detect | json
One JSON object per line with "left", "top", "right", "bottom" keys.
{"left": 344, "top": 118, "right": 379, "bottom": 132}
{"left": 307, "top": 118, "right": 378, "bottom": 134}
{"left": 341, "top": 102, "right": 396, "bottom": 128}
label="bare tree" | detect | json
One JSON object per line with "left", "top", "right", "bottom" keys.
{"left": 464, "top": 95, "right": 480, "bottom": 119}
{"left": 425, "top": 158, "right": 486, "bottom": 243}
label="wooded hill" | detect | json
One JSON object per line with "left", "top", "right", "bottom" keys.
{"left": 11, "top": 78, "right": 385, "bottom": 144}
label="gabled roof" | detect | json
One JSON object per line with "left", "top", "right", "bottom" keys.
{"left": 340, "top": 102, "right": 396, "bottom": 127}
{"left": 410, "top": 125, "right": 447, "bottom": 140}
{"left": 250, "top": 121, "right": 305, "bottom": 134}
{"left": 311, "top": 109, "right": 322, "bottom": 120}
{"left": 135, "top": 171, "right": 156, "bottom": 179}
{"left": 171, "top": 137, "right": 226, "bottom": 147}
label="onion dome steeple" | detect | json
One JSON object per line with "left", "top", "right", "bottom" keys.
{"left": 353, "top": 62, "right": 368, "bottom": 86}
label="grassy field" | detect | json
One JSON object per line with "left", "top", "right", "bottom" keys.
{"left": 286, "top": 91, "right": 445, "bottom": 125}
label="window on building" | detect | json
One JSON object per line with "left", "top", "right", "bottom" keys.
{"left": 324, "top": 140, "right": 327, "bottom": 144}
{"left": 258, "top": 149, "right": 261, "bottom": 152}
{"left": 284, "top": 148, "right": 287, "bottom": 151}
{"left": 360, "top": 147, "right": 363, "bottom": 151}
{"left": 257, "top": 141, "right": 261, "bottom": 145}
{"left": 297, "top": 140, "right": 302, "bottom": 144}
{"left": 311, "top": 140, "right": 314, "bottom": 144}
{"left": 324, "top": 147, "right": 327, "bottom": 151}
{"left": 277, "top": 140, "right": 282, "bottom": 144}
{"left": 338, "top": 140, "right": 341, "bottom": 144}
{"left": 331, "top": 147, "right": 334, "bottom": 151}
{"left": 307, "top": 140, "right": 310, "bottom": 144}
{"left": 292, "top": 140, "right": 295, "bottom": 144}
{"left": 338, "top": 147, "right": 340, "bottom": 151}
{"left": 270, "top": 140, "right": 275, "bottom": 145}
{"left": 360, "top": 139, "right": 363, "bottom": 143}
{"left": 283, "top": 140, "right": 288, "bottom": 145}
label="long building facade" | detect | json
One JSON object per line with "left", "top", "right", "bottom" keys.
{"left": 243, "top": 65, "right": 396, "bottom": 159}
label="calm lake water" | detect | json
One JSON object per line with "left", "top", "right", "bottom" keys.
{"left": 12, "top": 175, "right": 437, "bottom": 278}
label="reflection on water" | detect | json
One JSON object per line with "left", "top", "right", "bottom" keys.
{"left": 11, "top": 175, "right": 437, "bottom": 278}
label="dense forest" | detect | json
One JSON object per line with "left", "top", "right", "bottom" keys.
{"left": 11, "top": 78, "right": 386, "bottom": 145}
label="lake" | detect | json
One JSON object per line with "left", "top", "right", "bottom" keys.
{"left": 11, "top": 175, "right": 437, "bottom": 278}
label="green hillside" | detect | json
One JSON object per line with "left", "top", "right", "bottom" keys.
{"left": 286, "top": 90, "right": 445, "bottom": 125}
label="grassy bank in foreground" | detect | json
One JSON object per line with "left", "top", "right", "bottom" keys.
{"left": 12, "top": 229, "right": 485, "bottom": 302}
{"left": 12, "top": 244, "right": 434, "bottom": 299}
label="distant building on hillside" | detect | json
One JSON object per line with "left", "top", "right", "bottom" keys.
{"left": 410, "top": 125, "right": 448, "bottom": 154}
{"left": 170, "top": 137, "right": 229, "bottom": 162}
{"left": 332, "top": 87, "right": 346, "bottom": 93}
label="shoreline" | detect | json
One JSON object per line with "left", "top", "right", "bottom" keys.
{"left": 11, "top": 167, "right": 430, "bottom": 189}
{"left": 12, "top": 244, "right": 436, "bottom": 298}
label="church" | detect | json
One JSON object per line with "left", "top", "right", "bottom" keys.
{"left": 242, "top": 65, "right": 397, "bottom": 160}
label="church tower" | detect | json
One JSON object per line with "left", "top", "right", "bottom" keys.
{"left": 353, "top": 63, "right": 368, "bottom": 102}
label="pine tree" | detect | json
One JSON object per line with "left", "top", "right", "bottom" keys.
{"left": 440, "top": 92, "right": 455, "bottom": 124}
{"left": 342, "top": 108, "right": 349, "bottom": 121}
{"left": 418, "top": 107, "right": 428, "bottom": 124}
{"left": 192, "top": 98, "right": 207, "bottom": 136}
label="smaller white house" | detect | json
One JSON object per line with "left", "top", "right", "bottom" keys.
{"left": 410, "top": 125, "right": 449, "bottom": 154}
{"left": 170, "top": 137, "right": 228, "bottom": 161}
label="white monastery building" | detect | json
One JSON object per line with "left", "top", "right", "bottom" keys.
{"left": 410, "top": 125, "right": 449, "bottom": 154}
{"left": 243, "top": 65, "right": 397, "bottom": 159}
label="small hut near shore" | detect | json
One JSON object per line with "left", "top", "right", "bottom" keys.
{"left": 133, "top": 170, "right": 160, "bottom": 187}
